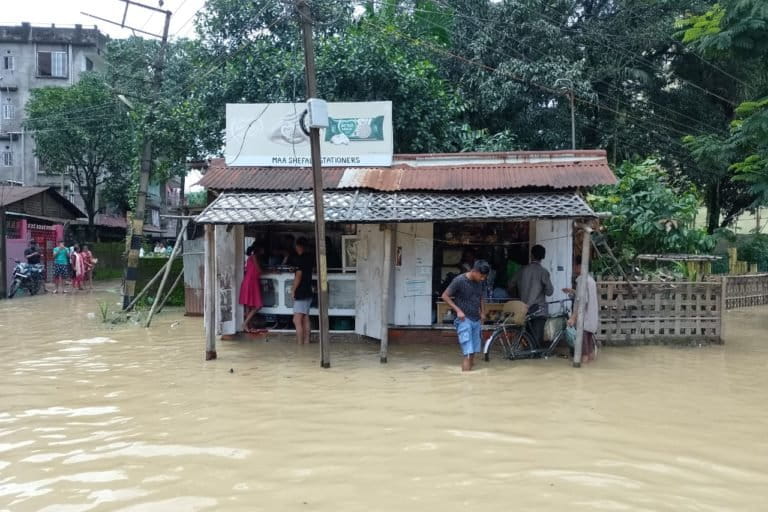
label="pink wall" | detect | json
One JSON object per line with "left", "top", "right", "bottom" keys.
{"left": 6, "top": 238, "right": 27, "bottom": 287}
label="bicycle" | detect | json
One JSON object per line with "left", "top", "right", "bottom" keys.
{"left": 483, "top": 299, "right": 572, "bottom": 362}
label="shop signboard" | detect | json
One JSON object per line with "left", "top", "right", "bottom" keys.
{"left": 225, "top": 101, "right": 393, "bottom": 167}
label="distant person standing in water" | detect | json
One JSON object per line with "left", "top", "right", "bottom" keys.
{"left": 81, "top": 244, "right": 96, "bottom": 290}
{"left": 291, "top": 237, "right": 314, "bottom": 345}
{"left": 70, "top": 244, "right": 85, "bottom": 290}
{"left": 240, "top": 242, "right": 264, "bottom": 333}
{"left": 565, "top": 255, "right": 599, "bottom": 364}
{"left": 52, "top": 241, "right": 70, "bottom": 294}
{"left": 441, "top": 259, "right": 490, "bottom": 372}
{"left": 512, "top": 244, "right": 554, "bottom": 345}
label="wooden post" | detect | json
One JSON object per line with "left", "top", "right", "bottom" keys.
{"left": 573, "top": 224, "right": 592, "bottom": 368}
{"left": 720, "top": 276, "right": 727, "bottom": 342}
{"left": 204, "top": 224, "right": 217, "bottom": 360}
{"left": 155, "top": 270, "right": 184, "bottom": 315}
{"left": 728, "top": 247, "right": 738, "bottom": 275}
{"left": 297, "top": 0, "right": 331, "bottom": 369}
{"left": 379, "top": 225, "right": 393, "bottom": 363}
{"left": 144, "top": 220, "right": 188, "bottom": 327}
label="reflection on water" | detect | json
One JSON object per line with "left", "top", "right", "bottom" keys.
{"left": 0, "top": 288, "right": 767, "bottom": 511}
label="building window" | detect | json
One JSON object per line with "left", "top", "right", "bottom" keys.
{"left": 2, "top": 99, "right": 13, "bottom": 120}
{"left": 1, "top": 148, "right": 12, "bottom": 167}
{"left": 84, "top": 57, "right": 94, "bottom": 71}
{"left": 2, "top": 56, "right": 14, "bottom": 71}
{"left": 37, "top": 51, "right": 68, "bottom": 78}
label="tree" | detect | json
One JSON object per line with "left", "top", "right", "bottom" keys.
{"left": 678, "top": 0, "right": 768, "bottom": 230}
{"left": 589, "top": 159, "right": 715, "bottom": 265}
{"left": 104, "top": 37, "right": 221, "bottom": 210}
{"left": 25, "top": 73, "right": 132, "bottom": 237}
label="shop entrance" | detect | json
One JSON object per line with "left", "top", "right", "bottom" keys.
{"left": 433, "top": 221, "right": 530, "bottom": 324}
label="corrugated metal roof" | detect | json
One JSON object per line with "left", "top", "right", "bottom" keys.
{"left": 197, "top": 150, "right": 616, "bottom": 192}
{"left": 0, "top": 185, "right": 85, "bottom": 218}
{"left": 0, "top": 186, "right": 50, "bottom": 205}
{"left": 195, "top": 191, "right": 596, "bottom": 224}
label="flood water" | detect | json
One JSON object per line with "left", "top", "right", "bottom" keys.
{"left": 0, "top": 285, "right": 767, "bottom": 511}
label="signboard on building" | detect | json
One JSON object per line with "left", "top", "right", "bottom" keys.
{"left": 225, "top": 101, "right": 393, "bottom": 167}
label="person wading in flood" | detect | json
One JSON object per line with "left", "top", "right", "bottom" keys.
{"left": 564, "top": 255, "right": 599, "bottom": 364}
{"left": 291, "top": 237, "right": 314, "bottom": 345}
{"left": 512, "top": 244, "right": 554, "bottom": 345}
{"left": 441, "top": 260, "right": 490, "bottom": 372}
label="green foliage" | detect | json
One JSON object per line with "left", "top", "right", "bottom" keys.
{"left": 25, "top": 74, "right": 133, "bottom": 233}
{"left": 136, "top": 257, "right": 185, "bottom": 307}
{"left": 589, "top": 159, "right": 715, "bottom": 265}
{"left": 737, "top": 234, "right": 768, "bottom": 270}
{"left": 98, "top": 302, "right": 110, "bottom": 323}
{"left": 186, "top": 190, "right": 207, "bottom": 207}
{"left": 679, "top": 4, "right": 725, "bottom": 44}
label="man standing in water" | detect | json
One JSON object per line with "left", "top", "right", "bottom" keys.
{"left": 565, "top": 255, "right": 599, "bottom": 363}
{"left": 513, "top": 244, "right": 554, "bottom": 345}
{"left": 291, "top": 237, "right": 314, "bottom": 345}
{"left": 441, "top": 260, "right": 490, "bottom": 371}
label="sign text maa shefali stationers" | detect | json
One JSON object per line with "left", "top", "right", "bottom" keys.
{"left": 225, "top": 102, "right": 394, "bottom": 167}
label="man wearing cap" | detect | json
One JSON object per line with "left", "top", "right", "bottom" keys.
{"left": 441, "top": 259, "right": 490, "bottom": 371}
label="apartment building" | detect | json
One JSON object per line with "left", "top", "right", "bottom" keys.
{"left": 0, "top": 22, "right": 108, "bottom": 208}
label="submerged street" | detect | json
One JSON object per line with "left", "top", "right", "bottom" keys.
{"left": 0, "top": 286, "right": 767, "bottom": 511}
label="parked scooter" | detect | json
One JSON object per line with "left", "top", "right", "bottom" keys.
{"left": 8, "top": 260, "right": 44, "bottom": 298}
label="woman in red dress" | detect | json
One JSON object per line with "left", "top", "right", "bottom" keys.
{"left": 240, "top": 243, "right": 264, "bottom": 333}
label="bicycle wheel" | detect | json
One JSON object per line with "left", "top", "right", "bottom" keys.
{"left": 483, "top": 326, "right": 518, "bottom": 362}
{"left": 509, "top": 328, "right": 537, "bottom": 360}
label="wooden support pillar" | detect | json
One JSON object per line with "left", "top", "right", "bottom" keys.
{"left": 573, "top": 224, "right": 592, "bottom": 368}
{"left": 204, "top": 224, "right": 217, "bottom": 361}
{"left": 234, "top": 225, "right": 245, "bottom": 333}
{"left": 379, "top": 225, "right": 393, "bottom": 363}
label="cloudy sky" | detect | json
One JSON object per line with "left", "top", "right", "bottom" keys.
{"left": 3, "top": 0, "right": 206, "bottom": 40}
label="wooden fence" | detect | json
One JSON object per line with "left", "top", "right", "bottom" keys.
{"left": 723, "top": 274, "right": 768, "bottom": 310}
{"left": 597, "top": 281, "right": 723, "bottom": 345}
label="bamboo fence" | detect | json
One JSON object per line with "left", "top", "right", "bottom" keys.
{"left": 597, "top": 281, "right": 723, "bottom": 345}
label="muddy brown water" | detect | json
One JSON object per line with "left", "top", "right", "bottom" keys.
{"left": 0, "top": 286, "right": 767, "bottom": 511}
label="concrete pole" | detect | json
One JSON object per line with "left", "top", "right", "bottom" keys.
{"left": 204, "top": 224, "right": 217, "bottom": 360}
{"left": 379, "top": 225, "right": 393, "bottom": 363}
{"left": 573, "top": 224, "right": 592, "bottom": 368}
{"left": 0, "top": 207, "right": 6, "bottom": 298}
{"left": 122, "top": 7, "right": 172, "bottom": 309}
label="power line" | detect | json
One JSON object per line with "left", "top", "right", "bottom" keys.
{"left": 357, "top": 14, "right": 700, "bottom": 149}
{"left": 397, "top": 0, "right": 728, "bottom": 137}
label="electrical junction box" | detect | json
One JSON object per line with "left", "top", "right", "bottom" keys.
{"left": 307, "top": 98, "right": 329, "bottom": 128}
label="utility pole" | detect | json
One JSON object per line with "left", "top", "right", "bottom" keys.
{"left": 88, "top": 1, "right": 172, "bottom": 309}
{"left": 0, "top": 206, "right": 6, "bottom": 299}
{"left": 556, "top": 78, "right": 576, "bottom": 150}
{"left": 296, "top": 0, "right": 331, "bottom": 368}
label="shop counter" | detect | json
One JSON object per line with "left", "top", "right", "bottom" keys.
{"left": 259, "top": 272, "right": 356, "bottom": 317}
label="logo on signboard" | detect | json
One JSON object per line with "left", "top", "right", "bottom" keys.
{"left": 226, "top": 102, "right": 393, "bottom": 167}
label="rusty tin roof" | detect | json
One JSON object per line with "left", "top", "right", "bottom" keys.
{"left": 197, "top": 150, "right": 616, "bottom": 192}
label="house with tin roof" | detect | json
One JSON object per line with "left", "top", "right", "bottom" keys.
{"left": 193, "top": 147, "right": 616, "bottom": 362}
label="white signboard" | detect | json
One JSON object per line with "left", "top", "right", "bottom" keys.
{"left": 226, "top": 101, "right": 393, "bottom": 167}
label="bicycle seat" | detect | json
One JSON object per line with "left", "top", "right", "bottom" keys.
{"left": 501, "top": 300, "right": 528, "bottom": 326}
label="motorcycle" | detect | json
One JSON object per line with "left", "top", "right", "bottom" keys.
{"left": 8, "top": 260, "right": 44, "bottom": 298}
